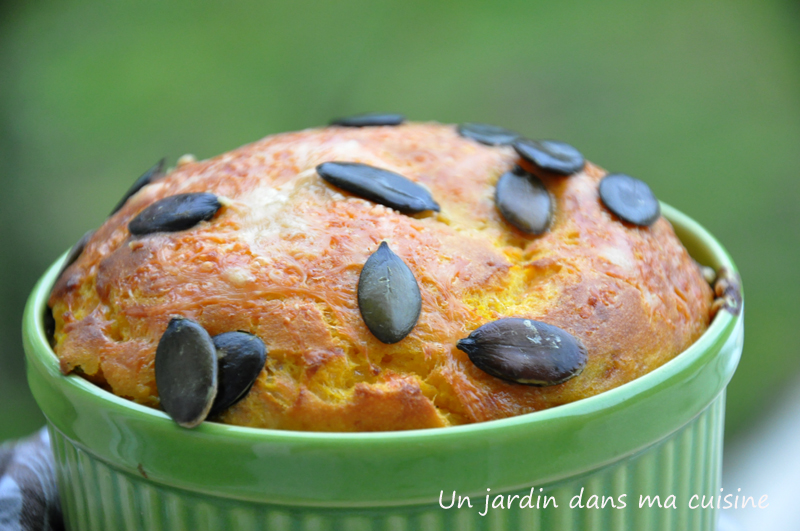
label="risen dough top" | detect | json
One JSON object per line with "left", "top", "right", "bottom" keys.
{"left": 49, "top": 122, "right": 712, "bottom": 431}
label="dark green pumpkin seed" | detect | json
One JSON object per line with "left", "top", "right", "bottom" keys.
{"left": 457, "top": 318, "right": 587, "bottom": 386}
{"left": 457, "top": 123, "right": 519, "bottom": 146}
{"left": 330, "top": 113, "right": 405, "bottom": 127}
{"left": 209, "top": 332, "right": 267, "bottom": 417}
{"left": 54, "top": 229, "right": 95, "bottom": 282}
{"left": 317, "top": 162, "right": 440, "bottom": 214}
{"left": 598, "top": 173, "right": 660, "bottom": 227}
{"left": 110, "top": 158, "right": 166, "bottom": 215}
{"left": 495, "top": 167, "right": 552, "bottom": 234}
{"left": 129, "top": 193, "right": 222, "bottom": 236}
{"left": 357, "top": 242, "right": 422, "bottom": 344}
{"left": 155, "top": 318, "right": 218, "bottom": 428}
{"left": 44, "top": 306, "right": 56, "bottom": 346}
{"left": 513, "top": 139, "right": 585, "bottom": 175}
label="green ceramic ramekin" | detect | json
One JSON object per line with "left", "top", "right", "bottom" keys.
{"left": 24, "top": 204, "right": 743, "bottom": 531}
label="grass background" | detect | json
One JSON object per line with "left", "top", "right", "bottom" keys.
{"left": 1, "top": 0, "right": 798, "bottom": 442}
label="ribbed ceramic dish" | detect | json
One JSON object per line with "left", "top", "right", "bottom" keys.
{"left": 24, "top": 204, "right": 743, "bottom": 531}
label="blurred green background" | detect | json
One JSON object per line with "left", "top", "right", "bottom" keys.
{"left": 1, "top": 0, "right": 798, "bottom": 443}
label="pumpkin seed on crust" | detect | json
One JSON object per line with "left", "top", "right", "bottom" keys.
{"left": 513, "top": 138, "right": 585, "bottom": 175}
{"left": 457, "top": 123, "right": 519, "bottom": 146}
{"left": 129, "top": 193, "right": 222, "bottom": 236}
{"left": 316, "top": 162, "right": 440, "bottom": 215}
{"left": 155, "top": 318, "right": 218, "bottom": 428}
{"left": 495, "top": 167, "right": 552, "bottom": 234}
{"left": 330, "top": 113, "right": 405, "bottom": 127}
{"left": 457, "top": 318, "right": 587, "bottom": 386}
{"left": 209, "top": 331, "right": 267, "bottom": 417}
{"left": 598, "top": 173, "right": 660, "bottom": 227}
{"left": 357, "top": 242, "right": 422, "bottom": 344}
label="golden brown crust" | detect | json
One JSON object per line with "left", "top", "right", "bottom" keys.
{"left": 49, "top": 122, "right": 713, "bottom": 431}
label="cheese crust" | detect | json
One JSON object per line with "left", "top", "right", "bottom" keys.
{"left": 49, "top": 123, "right": 712, "bottom": 431}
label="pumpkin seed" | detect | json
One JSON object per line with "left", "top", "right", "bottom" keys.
{"left": 316, "top": 162, "right": 440, "bottom": 214}
{"left": 209, "top": 331, "right": 267, "bottom": 416}
{"left": 330, "top": 113, "right": 405, "bottom": 127}
{"left": 457, "top": 318, "right": 587, "bottom": 386}
{"left": 128, "top": 193, "right": 221, "bottom": 236}
{"left": 598, "top": 173, "right": 660, "bottom": 227}
{"left": 110, "top": 158, "right": 166, "bottom": 215}
{"left": 155, "top": 318, "right": 218, "bottom": 428}
{"left": 513, "top": 138, "right": 585, "bottom": 175}
{"left": 457, "top": 123, "right": 519, "bottom": 146}
{"left": 44, "top": 307, "right": 56, "bottom": 346}
{"left": 357, "top": 242, "right": 422, "bottom": 344}
{"left": 495, "top": 167, "right": 552, "bottom": 234}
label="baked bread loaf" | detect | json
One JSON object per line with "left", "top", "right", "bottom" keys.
{"left": 48, "top": 121, "right": 713, "bottom": 431}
